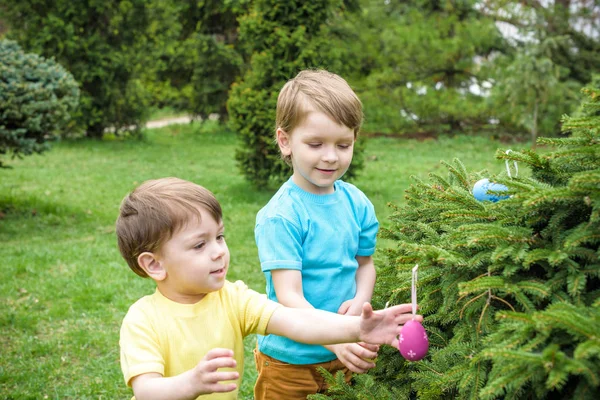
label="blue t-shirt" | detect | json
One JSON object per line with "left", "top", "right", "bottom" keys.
{"left": 256, "top": 178, "right": 379, "bottom": 364}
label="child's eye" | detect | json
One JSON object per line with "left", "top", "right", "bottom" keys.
{"left": 308, "top": 143, "right": 322, "bottom": 148}
{"left": 338, "top": 144, "right": 351, "bottom": 149}
{"left": 217, "top": 234, "right": 226, "bottom": 241}
{"left": 194, "top": 242, "right": 206, "bottom": 250}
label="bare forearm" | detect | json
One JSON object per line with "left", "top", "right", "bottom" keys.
{"left": 277, "top": 291, "right": 314, "bottom": 309}
{"left": 131, "top": 349, "right": 238, "bottom": 400}
{"left": 272, "top": 276, "right": 339, "bottom": 350}
{"left": 354, "top": 260, "right": 376, "bottom": 304}
{"left": 133, "top": 372, "right": 200, "bottom": 400}
{"left": 267, "top": 307, "right": 360, "bottom": 344}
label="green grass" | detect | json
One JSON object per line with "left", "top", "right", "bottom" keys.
{"left": 0, "top": 122, "right": 528, "bottom": 399}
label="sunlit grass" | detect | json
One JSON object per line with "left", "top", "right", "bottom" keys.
{"left": 0, "top": 122, "right": 527, "bottom": 399}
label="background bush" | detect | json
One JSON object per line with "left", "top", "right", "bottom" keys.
{"left": 141, "top": 0, "right": 248, "bottom": 120}
{"left": 1, "top": 0, "right": 598, "bottom": 142}
{"left": 227, "top": 0, "right": 365, "bottom": 189}
{"left": 0, "top": 39, "right": 79, "bottom": 167}
{"left": 0, "top": 0, "right": 152, "bottom": 138}
{"left": 336, "top": 0, "right": 505, "bottom": 135}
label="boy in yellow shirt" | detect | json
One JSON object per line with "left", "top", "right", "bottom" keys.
{"left": 116, "top": 177, "right": 419, "bottom": 400}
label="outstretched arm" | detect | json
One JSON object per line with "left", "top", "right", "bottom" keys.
{"left": 266, "top": 302, "right": 420, "bottom": 347}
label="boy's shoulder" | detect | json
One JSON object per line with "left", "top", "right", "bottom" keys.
{"left": 258, "top": 180, "right": 301, "bottom": 217}
{"left": 223, "top": 279, "right": 253, "bottom": 296}
{"left": 127, "top": 292, "right": 156, "bottom": 310}
{"left": 335, "top": 179, "right": 366, "bottom": 196}
{"left": 333, "top": 180, "right": 373, "bottom": 210}
{"left": 121, "top": 292, "right": 159, "bottom": 326}
{"left": 122, "top": 282, "right": 262, "bottom": 322}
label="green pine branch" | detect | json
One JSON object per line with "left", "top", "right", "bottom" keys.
{"left": 316, "top": 78, "right": 600, "bottom": 399}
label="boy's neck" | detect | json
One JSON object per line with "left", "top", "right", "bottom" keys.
{"left": 290, "top": 175, "right": 336, "bottom": 195}
{"left": 156, "top": 285, "right": 207, "bottom": 304}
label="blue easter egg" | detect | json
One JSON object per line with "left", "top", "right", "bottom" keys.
{"left": 473, "top": 179, "right": 509, "bottom": 202}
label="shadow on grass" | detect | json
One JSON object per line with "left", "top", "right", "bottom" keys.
{"left": 0, "top": 194, "right": 92, "bottom": 225}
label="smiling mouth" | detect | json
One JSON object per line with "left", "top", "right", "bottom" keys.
{"left": 317, "top": 168, "right": 336, "bottom": 173}
{"left": 210, "top": 268, "right": 225, "bottom": 274}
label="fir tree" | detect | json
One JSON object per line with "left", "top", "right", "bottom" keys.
{"left": 311, "top": 78, "right": 600, "bottom": 399}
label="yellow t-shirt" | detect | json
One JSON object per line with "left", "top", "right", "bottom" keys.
{"left": 120, "top": 280, "right": 280, "bottom": 400}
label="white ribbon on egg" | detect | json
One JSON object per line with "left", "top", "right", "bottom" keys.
{"left": 505, "top": 149, "right": 518, "bottom": 178}
{"left": 411, "top": 264, "right": 418, "bottom": 318}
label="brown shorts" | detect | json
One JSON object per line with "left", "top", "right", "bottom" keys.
{"left": 253, "top": 348, "right": 352, "bottom": 400}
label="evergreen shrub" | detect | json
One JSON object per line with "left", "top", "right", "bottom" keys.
{"left": 227, "top": 0, "right": 364, "bottom": 188}
{"left": 1, "top": 0, "right": 152, "bottom": 138}
{"left": 311, "top": 78, "right": 600, "bottom": 399}
{"left": 189, "top": 34, "right": 243, "bottom": 120}
{"left": 0, "top": 39, "right": 79, "bottom": 167}
{"left": 141, "top": 0, "right": 247, "bottom": 120}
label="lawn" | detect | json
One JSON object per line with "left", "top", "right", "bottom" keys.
{"left": 0, "top": 121, "right": 526, "bottom": 399}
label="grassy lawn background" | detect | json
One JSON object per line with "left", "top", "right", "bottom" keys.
{"left": 0, "top": 122, "right": 526, "bottom": 399}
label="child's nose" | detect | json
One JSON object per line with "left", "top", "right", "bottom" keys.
{"left": 212, "top": 243, "right": 227, "bottom": 259}
{"left": 322, "top": 146, "right": 338, "bottom": 162}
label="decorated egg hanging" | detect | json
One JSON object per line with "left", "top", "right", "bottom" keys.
{"left": 473, "top": 178, "right": 509, "bottom": 203}
{"left": 399, "top": 319, "right": 429, "bottom": 361}
{"left": 398, "top": 264, "right": 428, "bottom": 361}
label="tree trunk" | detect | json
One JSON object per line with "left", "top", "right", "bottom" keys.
{"left": 86, "top": 122, "right": 105, "bottom": 139}
{"left": 531, "top": 100, "right": 539, "bottom": 150}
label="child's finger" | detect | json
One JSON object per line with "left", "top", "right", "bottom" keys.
{"left": 361, "top": 302, "right": 373, "bottom": 317}
{"left": 337, "top": 300, "right": 352, "bottom": 314}
{"left": 357, "top": 342, "right": 379, "bottom": 352}
{"left": 209, "top": 371, "right": 240, "bottom": 385}
{"left": 388, "top": 303, "right": 413, "bottom": 315}
{"left": 208, "top": 381, "right": 238, "bottom": 393}
{"left": 345, "top": 355, "right": 376, "bottom": 373}
{"left": 205, "top": 356, "right": 237, "bottom": 371}
{"left": 356, "top": 346, "right": 378, "bottom": 360}
{"left": 394, "top": 314, "right": 424, "bottom": 326}
{"left": 204, "top": 348, "right": 235, "bottom": 360}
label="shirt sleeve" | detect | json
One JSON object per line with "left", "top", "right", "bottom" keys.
{"left": 119, "top": 308, "right": 165, "bottom": 386}
{"left": 233, "top": 280, "right": 281, "bottom": 336}
{"left": 255, "top": 216, "right": 303, "bottom": 271}
{"left": 357, "top": 198, "right": 379, "bottom": 257}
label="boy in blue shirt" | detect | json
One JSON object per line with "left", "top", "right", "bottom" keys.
{"left": 254, "top": 70, "right": 380, "bottom": 399}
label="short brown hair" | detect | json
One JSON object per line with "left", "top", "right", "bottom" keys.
{"left": 115, "top": 177, "right": 222, "bottom": 277}
{"left": 276, "top": 69, "right": 363, "bottom": 165}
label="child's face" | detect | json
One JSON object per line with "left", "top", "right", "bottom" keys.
{"left": 155, "top": 207, "right": 229, "bottom": 304}
{"left": 279, "top": 110, "right": 355, "bottom": 194}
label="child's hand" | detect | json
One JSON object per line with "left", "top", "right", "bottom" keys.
{"left": 337, "top": 299, "right": 353, "bottom": 315}
{"left": 358, "top": 303, "right": 421, "bottom": 347}
{"left": 329, "top": 342, "right": 379, "bottom": 373}
{"left": 130, "top": 348, "right": 239, "bottom": 400}
{"left": 191, "top": 348, "right": 239, "bottom": 395}
{"left": 337, "top": 298, "right": 364, "bottom": 316}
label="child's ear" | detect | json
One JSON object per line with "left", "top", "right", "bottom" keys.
{"left": 137, "top": 252, "right": 167, "bottom": 281}
{"left": 276, "top": 128, "right": 292, "bottom": 157}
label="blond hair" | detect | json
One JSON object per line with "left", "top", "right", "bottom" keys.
{"left": 276, "top": 69, "right": 363, "bottom": 164}
{"left": 115, "top": 177, "right": 222, "bottom": 277}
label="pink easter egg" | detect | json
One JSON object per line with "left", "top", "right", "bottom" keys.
{"left": 398, "top": 320, "right": 429, "bottom": 361}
